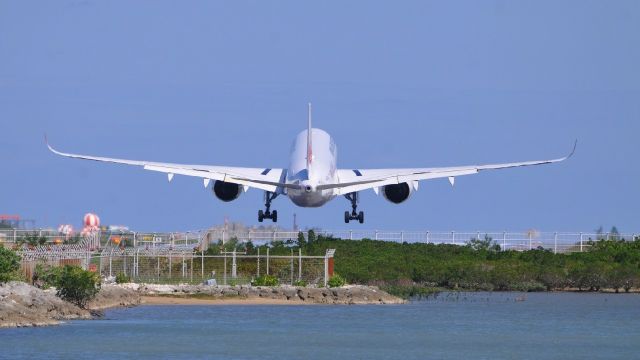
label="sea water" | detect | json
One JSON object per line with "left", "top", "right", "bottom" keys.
{"left": 1, "top": 292, "right": 639, "bottom": 359}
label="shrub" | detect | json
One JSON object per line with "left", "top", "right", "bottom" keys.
{"left": 33, "top": 263, "right": 63, "bottom": 289}
{"left": 115, "top": 272, "right": 130, "bottom": 284}
{"left": 293, "top": 279, "right": 307, "bottom": 287}
{"left": 0, "top": 246, "right": 20, "bottom": 283}
{"left": 252, "top": 275, "right": 279, "bottom": 287}
{"left": 328, "top": 273, "right": 346, "bottom": 288}
{"left": 56, "top": 265, "right": 101, "bottom": 308}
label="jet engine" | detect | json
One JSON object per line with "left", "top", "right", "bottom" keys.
{"left": 381, "top": 182, "right": 414, "bottom": 204}
{"left": 212, "top": 181, "right": 242, "bottom": 202}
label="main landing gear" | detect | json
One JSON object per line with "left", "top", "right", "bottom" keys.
{"left": 258, "top": 191, "right": 278, "bottom": 223}
{"left": 344, "top": 192, "right": 364, "bottom": 224}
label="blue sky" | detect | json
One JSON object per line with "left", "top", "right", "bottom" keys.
{"left": 1, "top": 1, "right": 638, "bottom": 232}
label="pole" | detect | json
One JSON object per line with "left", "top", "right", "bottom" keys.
{"left": 580, "top": 233, "right": 583, "bottom": 252}
{"left": 324, "top": 254, "right": 328, "bottom": 287}
{"left": 502, "top": 232, "right": 506, "bottom": 251}
{"left": 266, "top": 247, "right": 270, "bottom": 275}
{"left": 290, "top": 249, "right": 294, "bottom": 285}
{"left": 224, "top": 252, "right": 227, "bottom": 285}
{"left": 554, "top": 232, "right": 558, "bottom": 254}
{"left": 298, "top": 248, "right": 302, "bottom": 282}
{"left": 529, "top": 232, "right": 532, "bottom": 250}
{"left": 257, "top": 247, "right": 260, "bottom": 277}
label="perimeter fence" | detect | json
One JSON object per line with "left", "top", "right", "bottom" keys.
{"left": 3, "top": 228, "right": 638, "bottom": 254}
{"left": 94, "top": 248, "right": 331, "bottom": 286}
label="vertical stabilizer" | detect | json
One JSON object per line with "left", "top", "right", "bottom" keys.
{"left": 307, "top": 103, "right": 313, "bottom": 172}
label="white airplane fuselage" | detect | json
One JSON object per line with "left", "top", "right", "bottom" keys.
{"left": 286, "top": 128, "right": 338, "bottom": 207}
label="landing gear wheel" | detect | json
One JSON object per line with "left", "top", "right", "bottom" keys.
{"left": 343, "top": 192, "right": 365, "bottom": 224}
{"left": 259, "top": 191, "right": 279, "bottom": 223}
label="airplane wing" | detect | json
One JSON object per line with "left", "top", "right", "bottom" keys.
{"left": 327, "top": 141, "right": 577, "bottom": 195}
{"left": 46, "top": 137, "right": 290, "bottom": 193}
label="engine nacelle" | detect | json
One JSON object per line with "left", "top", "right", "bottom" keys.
{"left": 212, "top": 181, "right": 242, "bottom": 202}
{"left": 381, "top": 182, "right": 414, "bottom": 204}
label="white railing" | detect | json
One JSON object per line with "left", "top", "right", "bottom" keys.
{"left": 2, "top": 228, "right": 637, "bottom": 254}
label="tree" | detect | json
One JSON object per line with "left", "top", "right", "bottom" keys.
{"left": 307, "top": 229, "right": 317, "bottom": 244}
{"left": 297, "top": 231, "right": 306, "bottom": 248}
{"left": 0, "top": 246, "right": 20, "bottom": 283}
{"left": 56, "top": 265, "right": 101, "bottom": 308}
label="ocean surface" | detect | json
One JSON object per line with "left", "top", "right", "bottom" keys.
{"left": 1, "top": 292, "right": 639, "bottom": 359}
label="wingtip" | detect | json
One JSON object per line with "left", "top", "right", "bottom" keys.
{"left": 567, "top": 139, "right": 577, "bottom": 159}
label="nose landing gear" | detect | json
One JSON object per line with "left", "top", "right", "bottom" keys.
{"left": 258, "top": 191, "right": 278, "bottom": 223}
{"left": 344, "top": 192, "right": 364, "bottom": 224}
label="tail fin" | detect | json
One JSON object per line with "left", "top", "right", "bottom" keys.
{"left": 307, "top": 103, "right": 313, "bottom": 170}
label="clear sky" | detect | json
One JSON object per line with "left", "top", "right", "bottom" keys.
{"left": 1, "top": 1, "right": 638, "bottom": 233}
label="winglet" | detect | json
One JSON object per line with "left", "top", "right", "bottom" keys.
{"left": 567, "top": 139, "right": 577, "bottom": 159}
{"left": 44, "top": 133, "right": 57, "bottom": 154}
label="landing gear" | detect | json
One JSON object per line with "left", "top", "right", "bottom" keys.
{"left": 344, "top": 192, "right": 364, "bottom": 224}
{"left": 258, "top": 191, "right": 278, "bottom": 223}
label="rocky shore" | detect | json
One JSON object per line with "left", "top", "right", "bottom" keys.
{"left": 129, "top": 283, "right": 406, "bottom": 305}
{"left": 1, "top": 282, "right": 402, "bottom": 328}
{"left": 0, "top": 282, "right": 140, "bottom": 328}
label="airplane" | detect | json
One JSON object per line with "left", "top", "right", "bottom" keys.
{"left": 46, "top": 104, "right": 576, "bottom": 224}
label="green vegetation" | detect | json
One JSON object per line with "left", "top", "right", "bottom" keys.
{"left": 56, "top": 265, "right": 101, "bottom": 308}
{"left": 33, "top": 263, "right": 64, "bottom": 289}
{"left": 252, "top": 274, "right": 279, "bottom": 286}
{"left": 115, "top": 272, "right": 130, "bottom": 284}
{"left": 0, "top": 246, "right": 21, "bottom": 283}
{"left": 16, "top": 232, "right": 47, "bottom": 247}
{"left": 243, "top": 233, "right": 640, "bottom": 296}
{"left": 327, "top": 273, "right": 346, "bottom": 288}
{"left": 293, "top": 279, "right": 307, "bottom": 287}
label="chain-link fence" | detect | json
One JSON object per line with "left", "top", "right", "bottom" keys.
{"left": 92, "top": 249, "right": 331, "bottom": 286}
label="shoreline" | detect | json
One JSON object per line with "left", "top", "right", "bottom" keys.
{"left": 141, "top": 295, "right": 316, "bottom": 306}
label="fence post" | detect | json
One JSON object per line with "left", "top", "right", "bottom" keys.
{"left": 298, "top": 248, "right": 302, "bottom": 282}
{"left": 401, "top": 231, "right": 404, "bottom": 243}
{"left": 477, "top": 231, "right": 480, "bottom": 241}
{"left": 257, "top": 247, "right": 260, "bottom": 277}
{"left": 349, "top": 230, "right": 353, "bottom": 240}
{"left": 502, "top": 232, "right": 506, "bottom": 251}
{"left": 426, "top": 231, "right": 430, "bottom": 243}
{"left": 266, "top": 248, "right": 270, "bottom": 275}
{"left": 290, "top": 249, "right": 294, "bottom": 285}
{"left": 324, "top": 254, "right": 328, "bottom": 287}
{"left": 451, "top": 231, "right": 455, "bottom": 245}
{"left": 223, "top": 252, "right": 227, "bottom": 285}
{"left": 157, "top": 255, "right": 160, "bottom": 281}
{"left": 201, "top": 250, "right": 204, "bottom": 280}
{"left": 580, "top": 233, "right": 584, "bottom": 252}
{"left": 554, "top": 232, "right": 558, "bottom": 254}
{"left": 13, "top": 229, "right": 16, "bottom": 243}
{"left": 375, "top": 230, "right": 378, "bottom": 240}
